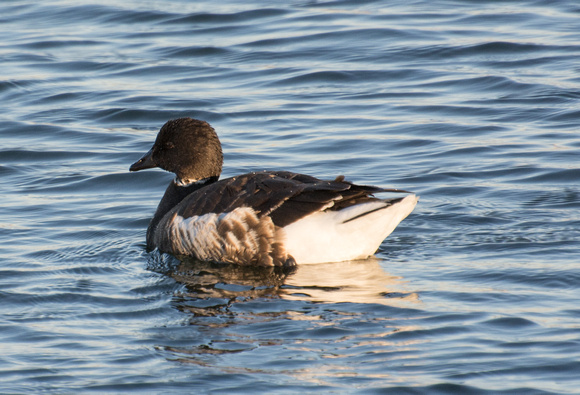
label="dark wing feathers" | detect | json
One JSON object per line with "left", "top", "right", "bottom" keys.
{"left": 173, "top": 170, "right": 408, "bottom": 227}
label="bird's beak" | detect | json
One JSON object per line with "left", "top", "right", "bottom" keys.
{"left": 129, "top": 147, "right": 157, "bottom": 172}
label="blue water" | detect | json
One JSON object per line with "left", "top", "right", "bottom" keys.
{"left": 1, "top": 1, "right": 580, "bottom": 393}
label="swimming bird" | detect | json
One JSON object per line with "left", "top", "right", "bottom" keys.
{"left": 130, "top": 118, "right": 418, "bottom": 267}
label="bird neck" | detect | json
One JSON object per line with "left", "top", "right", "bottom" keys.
{"left": 146, "top": 176, "right": 219, "bottom": 250}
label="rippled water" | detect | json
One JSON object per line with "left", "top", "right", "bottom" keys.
{"left": 2, "top": 1, "right": 580, "bottom": 393}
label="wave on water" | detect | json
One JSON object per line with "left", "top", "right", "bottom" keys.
{"left": 1, "top": 0, "right": 579, "bottom": 393}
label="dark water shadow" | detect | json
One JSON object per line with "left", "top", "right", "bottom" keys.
{"left": 170, "top": 258, "right": 293, "bottom": 305}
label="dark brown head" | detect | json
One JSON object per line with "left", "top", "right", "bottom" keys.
{"left": 130, "top": 118, "right": 223, "bottom": 183}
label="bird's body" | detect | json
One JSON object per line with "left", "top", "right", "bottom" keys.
{"left": 130, "top": 118, "right": 417, "bottom": 266}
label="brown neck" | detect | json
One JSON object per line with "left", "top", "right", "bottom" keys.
{"left": 146, "top": 176, "right": 219, "bottom": 250}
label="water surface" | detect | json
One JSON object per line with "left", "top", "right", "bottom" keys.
{"left": 1, "top": 0, "right": 580, "bottom": 393}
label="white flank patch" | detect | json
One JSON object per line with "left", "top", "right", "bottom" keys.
{"left": 283, "top": 194, "right": 418, "bottom": 264}
{"left": 168, "top": 207, "right": 259, "bottom": 262}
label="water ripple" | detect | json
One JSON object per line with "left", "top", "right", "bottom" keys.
{"left": 1, "top": 0, "right": 579, "bottom": 393}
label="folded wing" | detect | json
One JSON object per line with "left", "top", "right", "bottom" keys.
{"left": 171, "top": 170, "right": 410, "bottom": 227}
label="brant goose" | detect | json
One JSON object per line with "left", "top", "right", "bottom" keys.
{"left": 130, "top": 118, "right": 418, "bottom": 267}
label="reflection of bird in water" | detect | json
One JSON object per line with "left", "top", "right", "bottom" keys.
{"left": 282, "top": 258, "right": 418, "bottom": 305}
{"left": 170, "top": 257, "right": 292, "bottom": 302}
{"left": 158, "top": 255, "right": 418, "bottom": 315}
{"left": 151, "top": 255, "right": 419, "bottom": 364}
